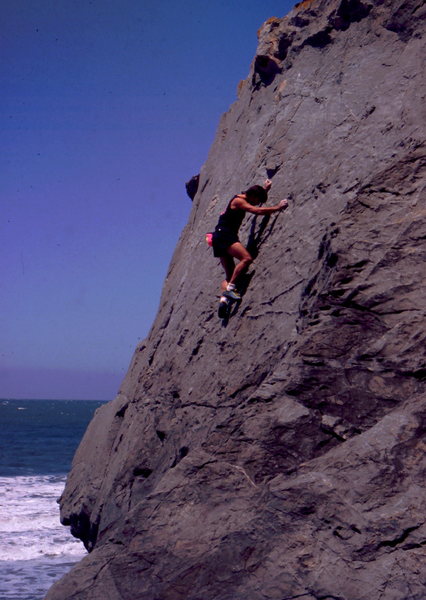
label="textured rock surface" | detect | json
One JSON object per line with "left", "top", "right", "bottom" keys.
{"left": 46, "top": 1, "right": 426, "bottom": 598}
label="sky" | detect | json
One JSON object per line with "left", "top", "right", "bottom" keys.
{"left": 1, "top": 0, "right": 295, "bottom": 400}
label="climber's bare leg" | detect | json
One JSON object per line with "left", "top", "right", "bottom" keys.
{"left": 220, "top": 254, "right": 235, "bottom": 292}
{"left": 226, "top": 243, "right": 253, "bottom": 286}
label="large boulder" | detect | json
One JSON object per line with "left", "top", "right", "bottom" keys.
{"left": 46, "top": 1, "right": 426, "bottom": 598}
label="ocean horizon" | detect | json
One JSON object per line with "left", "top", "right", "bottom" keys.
{"left": 0, "top": 398, "right": 107, "bottom": 600}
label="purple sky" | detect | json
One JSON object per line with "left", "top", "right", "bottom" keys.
{"left": 1, "top": 0, "right": 294, "bottom": 400}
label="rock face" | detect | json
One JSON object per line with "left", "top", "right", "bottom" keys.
{"left": 46, "top": 1, "right": 425, "bottom": 599}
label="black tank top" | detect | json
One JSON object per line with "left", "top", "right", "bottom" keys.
{"left": 215, "top": 196, "right": 245, "bottom": 235}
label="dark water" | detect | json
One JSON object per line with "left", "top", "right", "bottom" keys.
{"left": 0, "top": 398, "right": 107, "bottom": 600}
{"left": 0, "top": 398, "right": 105, "bottom": 476}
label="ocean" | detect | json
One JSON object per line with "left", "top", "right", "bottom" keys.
{"left": 0, "top": 398, "right": 106, "bottom": 600}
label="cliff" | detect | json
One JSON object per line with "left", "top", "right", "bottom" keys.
{"left": 46, "top": 1, "right": 426, "bottom": 598}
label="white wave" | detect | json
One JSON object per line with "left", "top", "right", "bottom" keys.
{"left": 0, "top": 475, "right": 86, "bottom": 562}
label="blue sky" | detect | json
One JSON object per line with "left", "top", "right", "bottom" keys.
{"left": 1, "top": 0, "right": 294, "bottom": 400}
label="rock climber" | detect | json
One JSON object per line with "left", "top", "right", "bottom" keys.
{"left": 210, "top": 179, "right": 288, "bottom": 316}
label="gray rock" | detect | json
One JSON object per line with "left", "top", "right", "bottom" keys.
{"left": 185, "top": 174, "right": 199, "bottom": 200}
{"left": 46, "top": 1, "right": 426, "bottom": 598}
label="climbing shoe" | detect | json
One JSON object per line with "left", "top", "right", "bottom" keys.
{"left": 223, "top": 288, "right": 241, "bottom": 301}
{"left": 218, "top": 299, "right": 229, "bottom": 319}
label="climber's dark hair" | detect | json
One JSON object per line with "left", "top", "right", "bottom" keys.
{"left": 244, "top": 185, "right": 268, "bottom": 203}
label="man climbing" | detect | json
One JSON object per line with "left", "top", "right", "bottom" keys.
{"left": 211, "top": 179, "right": 288, "bottom": 317}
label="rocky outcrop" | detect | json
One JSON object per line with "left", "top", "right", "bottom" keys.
{"left": 46, "top": 1, "right": 426, "bottom": 598}
{"left": 185, "top": 174, "right": 199, "bottom": 201}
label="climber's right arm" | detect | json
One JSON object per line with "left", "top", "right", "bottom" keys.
{"left": 233, "top": 197, "right": 288, "bottom": 215}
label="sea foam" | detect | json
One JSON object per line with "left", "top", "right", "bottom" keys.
{"left": 0, "top": 474, "right": 85, "bottom": 600}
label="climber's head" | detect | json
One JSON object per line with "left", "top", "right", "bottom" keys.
{"left": 244, "top": 185, "right": 268, "bottom": 205}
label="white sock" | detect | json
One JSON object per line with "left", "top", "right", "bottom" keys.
{"left": 220, "top": 295, "right": 228, "bottom": 303}
{"left": 227, "top": 283, "right": 236, "bottom": 291}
